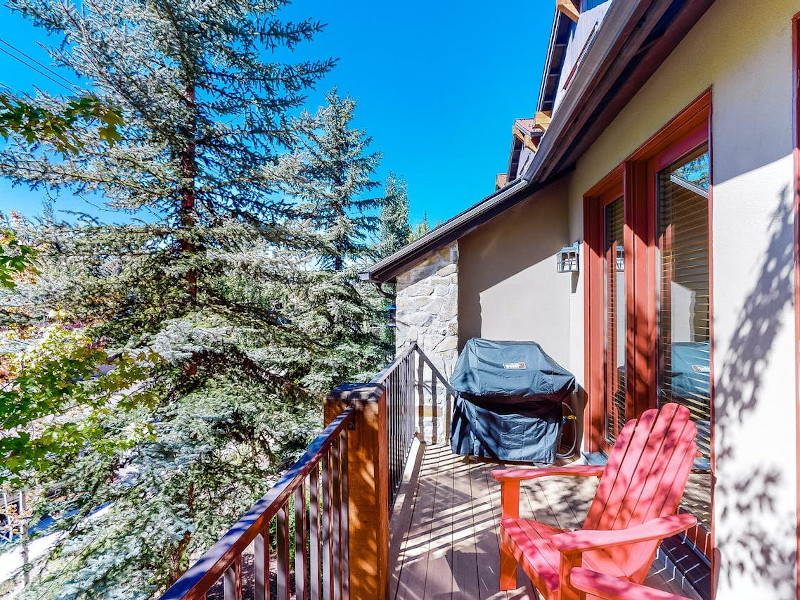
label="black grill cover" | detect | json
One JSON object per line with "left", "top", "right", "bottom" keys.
{"left": 449, "top": 339, "right": 576, "bottom": 463}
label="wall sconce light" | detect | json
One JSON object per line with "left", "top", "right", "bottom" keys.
{"left": 557, "top": 242, "right": 580, "bottom": 273}
{"left": 386, "top": 304, "right": 397, "bottom": 328}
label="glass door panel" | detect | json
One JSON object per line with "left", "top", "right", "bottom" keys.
{"left": 656, "top": 145, "right": 711, "bottom": 462}
{"left": 604, "top": 197, "right": 625, "bottom": 444}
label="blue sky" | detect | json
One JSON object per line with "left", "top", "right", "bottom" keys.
{"left": 0, "top": 0, "right": 553, "bottom": 227}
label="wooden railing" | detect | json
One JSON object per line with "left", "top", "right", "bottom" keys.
{"left": 160, "top": 343, "right": 453, "bottom": 600}
{"left": 159, "top": 408, "right": 355, "bottom": 600}
{"left": 372, "top": 342, "right": 454, "bottom": 508}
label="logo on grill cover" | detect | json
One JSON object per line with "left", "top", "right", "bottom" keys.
{"left": 503, "top": 362, "right": 526, "bottom": 370}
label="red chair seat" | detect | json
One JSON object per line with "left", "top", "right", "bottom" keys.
{"left": 501, "top": 518, "right": 627, "bottom": 597}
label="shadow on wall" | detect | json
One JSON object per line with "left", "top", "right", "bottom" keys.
{"left": 712, "top": 183, "right": 796, "bottom": 596}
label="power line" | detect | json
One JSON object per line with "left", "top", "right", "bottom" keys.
{"left": 0, "top": 46, "right": 76, "bottom": 94}
{"left": 0, "top": 38, "right": 78, "bottom": 91}
{"left": 0, "top": 39, "right": 80, "bottom": 95}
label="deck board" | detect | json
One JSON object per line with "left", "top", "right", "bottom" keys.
{"left": 391, "top": 444, "right": 701, "bottom": 600}
{"left": 451, "top": 457, "right": 478, "bottom": 600}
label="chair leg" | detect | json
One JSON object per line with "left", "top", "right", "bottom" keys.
{"left": 499, "top": 537, "right": 517, "bottom": 591}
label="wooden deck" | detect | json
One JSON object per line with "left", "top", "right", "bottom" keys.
{"left": 389, "top": 443, "right": 701, "bottom": 600}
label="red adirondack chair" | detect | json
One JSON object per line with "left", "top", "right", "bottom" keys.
{"left": 569, "top": 567, "right": 694, "bottom": 600}
{"left": 491, "top": 403, "right": 698, "bottom": 600}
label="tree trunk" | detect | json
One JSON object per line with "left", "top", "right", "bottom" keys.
{"left": 180, "top": 83, "right": 198, "bottom": 376}
{"left": 179, "top": 83, "right": 197, "bottom": 303}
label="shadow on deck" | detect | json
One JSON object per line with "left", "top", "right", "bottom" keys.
{"left": 389, "top": 443, "right": 702, "bottom": 600}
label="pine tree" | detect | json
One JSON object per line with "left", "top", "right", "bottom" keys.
{"left": 268, "top": 88, "right": 389, "bottom": 389}
{"left": 412, "top": 212, "right": 431, "bottom": 240}
{"left": 376, "top": 172, "right": 411, "bottom": 259}
{"left": 0, "top": 0, "right": 342, "bottom": 596}
{"left": 283, "top": 88, "right": 382, "bottom": 271}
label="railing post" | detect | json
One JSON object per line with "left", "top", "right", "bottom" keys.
{"left": 324, "top": 383, "right": 389, "bottom": 600}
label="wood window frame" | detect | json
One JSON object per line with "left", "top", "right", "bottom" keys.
{"left": 585, "top": 89, "right": 711, "bottom": 446}
{"left": 583, "top": 166, "right": 624, "bottom": 454}
{"left": 584, "top": 91, "right": 713, "bottom": 560}
{"left": 792, "top": 12, "right": 800, "bottom": 600}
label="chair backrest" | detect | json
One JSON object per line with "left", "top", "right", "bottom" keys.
{"left": 583, "top": 403, "right": 697, "bottom": 580}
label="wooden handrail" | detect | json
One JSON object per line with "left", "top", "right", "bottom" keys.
{"left": 160, "top": 342, "right": 456, "bottom": 600}
{"left": 159, "top": 408, "right": 355, "bottom": 600}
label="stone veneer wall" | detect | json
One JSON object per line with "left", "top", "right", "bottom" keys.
{"left": 395, "top": 243, "right": 458, "bottom": 442}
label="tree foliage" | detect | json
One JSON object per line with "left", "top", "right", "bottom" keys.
{"left": 0, "top": 0, "right": 386, "bottom": 597}
{"left": 0, "top": 94, "right": 122, "bottom": 154}
{"left": 277, "top": 89, "right": 382, "bottom": 271}
{"left": 376, "top": 172, "right": 411, "bottom": 259}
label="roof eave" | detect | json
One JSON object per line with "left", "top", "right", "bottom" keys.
{"left": 360, "top": 178, "right": 531, "bottom": 283}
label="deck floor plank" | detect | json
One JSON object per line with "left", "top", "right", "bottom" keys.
{"left": 391, "top": 445, "right": 699, "bottom": 600}
{"left": 477, "top": 459, "right": 515, "bottom": 599}
{"left": 393, "top": 443, "right": 443, "bottom": 600}
{"left": 422, "top": 448, "right": 455, "bottom": 599}
{"left": 451, "top": 457, "right": 479, "bottom": 600}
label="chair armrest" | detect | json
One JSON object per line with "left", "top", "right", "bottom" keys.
{"left": 491, "top": 465, "right": 604, "bottom": 482}
{"left": 551, "top": 513, "right": 697, "bottom": 554}
{"left": 569, "top": 567, "right": 693, "bottom": 600}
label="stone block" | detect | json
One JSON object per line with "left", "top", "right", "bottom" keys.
{"left": 449, "top": 244, "right": 459, "bottom": 263}
{"left": 437, "top": 264, "right": 457, "bottom": 277}
{"left": 407, "top": 263, "right": 437, "bottom": 282}
{"left": 436, "top": 264, "right": 458, "bottom": 277}
{"left": 442, "top": 295, "right": 458, "bottom": 318}
{"left": 405, "top": 282, "right": 433, "bottom": 297}
{"left": 408, "top": 312, "right": 434, "bottom": 327}
{"left": 434, "top": 284, "right": 451, "bottom": 297}
{"left": 435, "top": 336, "right": 458, "bottom": 351}
{"left": 402, "top": 296, "right": 434, "bottom": 310}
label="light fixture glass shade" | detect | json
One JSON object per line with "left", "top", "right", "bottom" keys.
{"left": 557, "top": 242, "right": 580, "bottom": 273}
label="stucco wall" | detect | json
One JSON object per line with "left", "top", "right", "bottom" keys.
{"left": 458, "top": 179, "right": 572, "bottom": 368}
{"left": 565, "top": 0, "right": 798, "bottom": 596}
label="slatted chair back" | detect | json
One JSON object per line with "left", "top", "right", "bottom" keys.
{"left": 583, "top": 403, "right": 697, "bottom": 581}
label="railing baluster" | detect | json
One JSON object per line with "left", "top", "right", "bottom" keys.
{"left": 309, "top": 466, "right": 321, "bottom": 600}
{"left": 331, "top": 433, "right": 342, "bottom": 600}
{"left": 409, "top": 350, "right": 415, "bottom": 452}
{"left": 254, "top": 529, "right": 270, "bottom": 600}
{"left": 277, "top": 505, "right": 290, "bottom": 600}
{"left": 339, "top": 431, "right": 350, "bottom": 600}
{"left": 321, "top": 453, "right": 332, "bottom": 600}
{"left": 446, "top": 390, "right": 452, "bottom": 440}
{"left": 295, "top": 482, "right": 308, "bottom": 600}
{"left": 417, "top": 350, "right": 424, "bottom": 440}
{"left": 431, "top": 366, "right": 438, "bottom": 444}
{"left": 223, "top": 556, "right": 242, "bottom": 600}
{"left": 157, "top": 410, "right": 356, "bottom": 600}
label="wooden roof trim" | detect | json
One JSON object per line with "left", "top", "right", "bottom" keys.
{"left": 557, "top": 0, "right": 581, "bottom": 23}
{"left": 495, "top": 173, "right": 509, "bottom": 190}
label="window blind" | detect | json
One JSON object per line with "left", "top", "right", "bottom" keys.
{"left": 604, "top": 197, "right": 625, "bottom": 444}
{"left": 656, "top": 146, "right": 711, "bottom": 461}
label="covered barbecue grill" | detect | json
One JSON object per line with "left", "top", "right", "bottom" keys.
{"left": 449, "top": 338, "right": 576, "bottom": 463}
